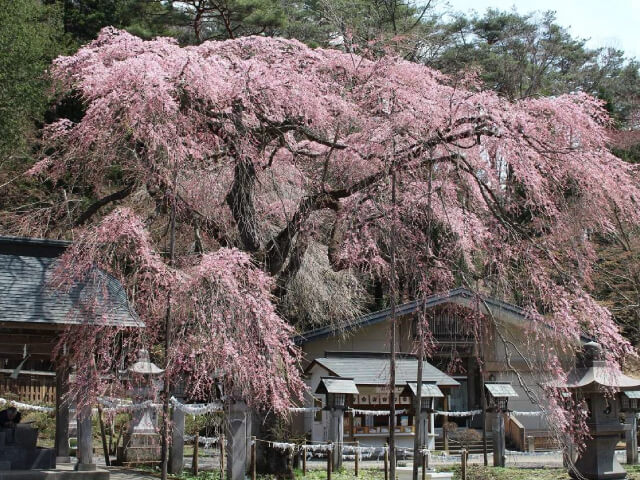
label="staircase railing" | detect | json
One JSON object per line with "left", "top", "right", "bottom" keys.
{"left": 505, "top": 414, "right": 526, "bottom": 451}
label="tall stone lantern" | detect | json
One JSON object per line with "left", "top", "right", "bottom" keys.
{"left": 315, "top": 377, "right": 359, "bottom": 471}
{"left": 117, "top": 349, "right": 164, "bottom": 465}
{"left": 552, "top": 342, "right": 640, "bottom": 480}
{"left": 484, "top": 382, "right": 518, "bottom": 467}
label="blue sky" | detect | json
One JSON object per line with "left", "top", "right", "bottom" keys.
{"left": 444, "top": 0, "right": 640, "bottom": 59}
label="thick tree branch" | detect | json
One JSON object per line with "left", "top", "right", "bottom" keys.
{"left": 273, "top": 231, "right": 310, "bottom": 299}
{"left": 265, "top": 193, "right": 339, "bottom": 275}
{"left": 75, "top": 182, "right": 136, "bottom": 226}
{"left": 226, "top": 157, "right": 260, "bottom": 252}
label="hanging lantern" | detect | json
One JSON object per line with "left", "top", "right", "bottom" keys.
{"left": 485, "top": 382, "right": 518, "bottom": 412}
{"left": 315, "top": 377, "right": 359, "bottom": 411}
{"left": 402, "top": 381, "right": 443, "bottom": 412}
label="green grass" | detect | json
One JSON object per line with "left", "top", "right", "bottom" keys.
{"left": 129, "top": 463, "right": 640, "bottom": 480}
{"left": 435, "top": 465, "right": 640, "bottom": 480}
{"left": 293, "top": 467, "right": 383, "bottom": 480}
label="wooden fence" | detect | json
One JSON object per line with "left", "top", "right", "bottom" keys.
{"left": 0, "top": 375, "right": 56, "bottom": 405}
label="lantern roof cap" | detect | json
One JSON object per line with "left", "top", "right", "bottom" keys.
{"left": 403, "top": 381, "right": 444, "bottom": 398}
{"left": 548, "top": 343, "right": 640, "bottom": 390}
{"left": 548, "top": 366, "right": 640, "bottom": 389}
{"left": 485, "top": 382, "right": 519, "bottom": 398}
{"left": 315, "top": 376, "right": 359, "bottom": 395}
{"left": 124, "top": 349, "right": 164, "bottom": 376}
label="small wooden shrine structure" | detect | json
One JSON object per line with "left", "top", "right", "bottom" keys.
{"left": 0, "top": 236, "right": 142, "bottom": 476}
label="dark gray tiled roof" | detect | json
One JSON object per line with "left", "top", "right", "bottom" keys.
{"left": 295, "top": 287, "right": 525, "bottom": 344}
{"left": 310, "top": 356, "right": 459, "bottom": 387}
{"left": 295, "top": 287, "right": 595, "bottom": 345}
{"left": 0, "top": 236, "right": 142, "bottom": 327}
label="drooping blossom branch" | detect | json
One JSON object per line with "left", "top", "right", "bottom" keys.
{"left": 18, "top": 28, "right": 640, "bottom": 433}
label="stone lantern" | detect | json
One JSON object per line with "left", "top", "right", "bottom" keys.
{"left": 117, "top": 349, "right": 164, "bottom": 465}
{"left": 551, "top": 342, "right": 640, "bottom": 480}
{"left": 402, "top": 381, "right": 443, "bottom": 451}
{"left": 620, "top": 391, "right": 640, "bottom": 465}
{"left": 485, "top": 382, "right": 518, "bottom": 467}
{"left": 315, "top": 377, "right": 359, "bottom": 470}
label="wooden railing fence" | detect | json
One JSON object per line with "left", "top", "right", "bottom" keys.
{"left": 505, "top": 414, "right": 526, "bottom": 451}
{"left": 0, "top": 376, "right": 56, "bottom": 405}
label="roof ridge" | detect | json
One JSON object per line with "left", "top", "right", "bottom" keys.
{"left": 295, "top": 287, "right": 522, "bottom": 344}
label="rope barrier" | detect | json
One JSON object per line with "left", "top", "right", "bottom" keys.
{"left": 184, "top": 435, "right": 219, "bottom": 448}
{"left": 98, "top": 397, "right": 161, "bottom": 412}
{"left": 170, "top": 396, "right": 223, "bottom": 415}
{"left": 434, "top": 409, "right": 482, "bottom": 417}
{"left": 0, "top": 397, "right": 54, "bottom": 413}
{"left": 288, "top": 407, "right": 320, "bottom": 413}
{"left": 349, "top": 408, "right": 408, "bottom": 416}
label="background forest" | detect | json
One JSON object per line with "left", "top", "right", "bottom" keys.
{"left": 1, "top": 0, "right": 639, "bottom": 348}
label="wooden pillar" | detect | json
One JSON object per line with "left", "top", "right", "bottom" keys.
{"left": 192, "top": 432, "right": 199, "bottom": 475}
{"left": 443, "top": 394, "right": 449, "bottom": 454}
{"left": 492, "top": 413, "right": 506, "bottom": 467}
{"left": 250, "top": 436, "right": 256, "bottom": 480}
{"left": 220, "top": 434, "right": 225, "bottom": 479}
{"left": 384, "top": 442, "right": 389, "bottom": 480}
{"left": 354, "top": 440, "right": 359, "bottom": 476}
{"left": 55, "top": 364, "right": 70, "bottom": 462}
{"left": 627, "top": 414, "right": 638, "bottom": 465}
{"left": 76, "top": 405, "right": 95, "bottom": 471}
{"left": 302, "top": 441, "right": 307, "bottom": 476}
{"left": 461, "top": 449, "right": 468, "bottom": 480}
{"left": 329, "top": 408, "right": 344, "bottom": 471}
{"left": 169, "top": 406, "right": 185, "bottom": 474}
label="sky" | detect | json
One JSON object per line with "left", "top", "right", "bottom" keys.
{"left": 445, "top": 0, "right": 640, "bottom": 59}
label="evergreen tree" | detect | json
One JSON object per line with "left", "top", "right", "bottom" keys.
{"left": 0, "top": 0, "right": 64, "bottom": 158}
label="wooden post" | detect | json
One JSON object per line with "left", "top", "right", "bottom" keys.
{"left": 192, "top": 432, "right": 199, "bottom": 475}
{"left": 288, "top": 448, "right": 294, "bottom": 479}
{"left": 302, "top": 441, "right": 307, "bottom": 476}
{"left": 250, "top": 436, "right": 256, "bottom": 480}
{"left": 627, "top": 415, "right": 638, "bottom": 465}
{"left": 97, "top": 405, "right": 110, "bottom": 466}
{"left": 461, "top": 449, "right": 467, "bottom": 480}
{"left": 443, "top": 394, "right": 449, "bottom": 454}
{"left": 54, "top": 363, "right": 70, "bottom": 462}
{"left": 355, "top": 440, "right": 359, "bottom": 477}
{"left": 384, "top": 443, "right": 389, "bottom": 480}
{"left": 170, "top": 406, "right": 185, "bottom": 474}
{"left": 328, "top": 442, "right": 333, "bottom": 480}
{"left": 421, "top": 447, "right": 426, "bottom": 480}
{"left": 220, "top": 434, "right": 225, "bottom": 479}
{"left": 493, "top": 413, "right": 506, "bottom": 467}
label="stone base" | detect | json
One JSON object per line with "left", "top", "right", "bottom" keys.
{"left": 0, "top": 448, "right": 56, "bottom": 471}
{"left": 115, "top": 432, "right": 161, "bottom": 466}
{"left": 570, "top": 433, "right": 627, "bottom": 480}
{"left": 74, "top": 465, "right": 96, "bottom": 472}
{"left": 0, "top": 469, "right": 109, "bottom": 480}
